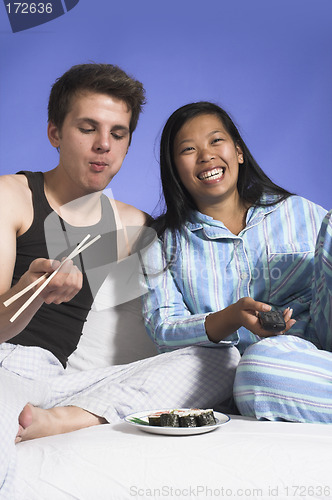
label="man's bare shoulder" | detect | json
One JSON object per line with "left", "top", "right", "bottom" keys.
{"left": 112, "top": 199, "right": 151, "bottom": 227}
{"left": 0, "top": 174, "right": 32, "bottom": 231}
{"left": 0, "top": 174, "right": 29, "bottom": 205}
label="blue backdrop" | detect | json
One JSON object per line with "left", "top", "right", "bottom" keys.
{"left": 1, "top": 0, "right": 331, "bottom": 215}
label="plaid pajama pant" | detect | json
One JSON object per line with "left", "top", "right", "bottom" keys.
{"left": 0, "top": 343, "right": 240, "bottom": 499}
{"left": 234, "top": 210, "right": 332, "bottom": 423}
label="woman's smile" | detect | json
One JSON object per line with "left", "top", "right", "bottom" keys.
{"left": 197, "top": 166, "right": 226, "bottom": 182}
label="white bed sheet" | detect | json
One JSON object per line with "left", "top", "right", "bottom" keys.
{"left": 14, "top": 272, "right": 332, "bottom": 499}
{"left": 15, "top": 415, "right": 332, "bottom": 500}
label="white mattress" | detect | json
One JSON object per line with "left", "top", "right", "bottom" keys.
{"left": 14, "top": 273, "right": 332, "bottom": 499}
{"left": 15, "top": 415, "right": 332, "bottom": 500}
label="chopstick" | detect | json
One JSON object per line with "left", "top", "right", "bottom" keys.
{"left": 4, "top": 233, "right": 91, "bottom": 308}
{"left": 4, "top": 233, "right": 101, "bottom": 322}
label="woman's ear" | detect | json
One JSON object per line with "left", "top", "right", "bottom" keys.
{"left": 47, "top": 122, "right": 61, "bottom": 148}
{"left": 236, "top": 145, "right": 244, "bottom": 164}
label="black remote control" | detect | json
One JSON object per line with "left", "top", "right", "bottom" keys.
{"left": 258, "top": 310, "right": 286, "bottom": 332}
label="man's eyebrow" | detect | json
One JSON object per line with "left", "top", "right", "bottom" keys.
{"left": 76, "top": 118, "right": 99, "bottom": 127}
{"left": 111, "top": 124, "right": 130, "bottom": 133}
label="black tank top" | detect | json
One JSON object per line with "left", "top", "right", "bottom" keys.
{"left": 9, "top": 171, "right": 117, "bottom": 367}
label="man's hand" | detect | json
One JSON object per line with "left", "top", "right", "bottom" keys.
{"left": 28, "top": 258, "right": 83, "bottom": 305}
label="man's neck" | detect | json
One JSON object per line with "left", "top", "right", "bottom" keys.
{"left": 43, "top": 169, "right": 103, "bottom": 227}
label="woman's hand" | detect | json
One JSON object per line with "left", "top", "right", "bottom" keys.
{"left": 205, "top": 297, "right": 296, "bottom": 343}
{"left": 234, "top": 297, "right": 296, "bottom": 338}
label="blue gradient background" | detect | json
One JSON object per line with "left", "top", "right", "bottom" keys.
{"left": 0, "top": 0, "right": 331, "bottom": 215}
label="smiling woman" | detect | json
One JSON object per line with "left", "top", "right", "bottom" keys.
{"left": 155, "top": 101, "right": 292, "bottom": 236}
{"left": 173, "top": 113, "right": 245, "bottom": 231}
{"left": 141, "top": 100, "right": 332, "bottom": 424}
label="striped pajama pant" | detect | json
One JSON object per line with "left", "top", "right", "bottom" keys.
{"left": 0, "top": 343, "right": 240, "bottom": 499}
{"left": 234, "top": 210, "right": 332, "bottom": 423}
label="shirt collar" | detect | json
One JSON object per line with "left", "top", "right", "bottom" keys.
{"left": 185, "top": 193, "right": 283, "bottom": 235}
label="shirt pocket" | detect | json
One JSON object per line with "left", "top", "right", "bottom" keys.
{"left": 266, "top": 242, "right": 314, "bottom": 305}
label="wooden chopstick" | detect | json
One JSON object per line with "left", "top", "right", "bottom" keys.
{"left": 5, "top": 234, "right": 101, "bottom": 323}
{"left": 4, "top": 233, "right": 92, "bottom": 308}
{"left": 4, "top": 273, "right": 48, "bottom": 307}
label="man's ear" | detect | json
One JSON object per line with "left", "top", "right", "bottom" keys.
{"left": 47, "top": 122, "right": 61, "bottom": 148}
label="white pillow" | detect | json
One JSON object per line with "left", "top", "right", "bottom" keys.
{"left": 66, "top": 265, "right": 157, "bottom": 372}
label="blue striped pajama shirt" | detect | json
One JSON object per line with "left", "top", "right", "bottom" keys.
{"left": 142, "top": 194, "right": 332, "bottom": 423}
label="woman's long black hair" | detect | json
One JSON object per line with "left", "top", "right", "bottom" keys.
{"left": 153, "top": 101, "right": 293, "bottom": 238}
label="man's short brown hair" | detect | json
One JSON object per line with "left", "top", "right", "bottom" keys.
{"left": 48, "top": 63, "right": 146, "bottom": 144}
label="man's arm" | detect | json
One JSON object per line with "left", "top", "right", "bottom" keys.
{"left": 0, "top": 175, "right": 82, "bottom": 343}
{"left": 112, "top": 199, "right": 151, "bottom": 259}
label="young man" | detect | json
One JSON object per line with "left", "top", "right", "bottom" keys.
{"left": 0, "top": 64, "right": 240, "bottom": 498}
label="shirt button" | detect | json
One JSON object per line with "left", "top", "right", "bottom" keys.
{"left": 240, "top": 272, "right": 248, "bottom": 279}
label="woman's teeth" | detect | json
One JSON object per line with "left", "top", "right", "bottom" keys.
{"left": 198, "top": 168, "right": 225, "bottom": 180}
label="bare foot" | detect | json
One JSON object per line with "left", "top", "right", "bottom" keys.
{"left": 16, "top": 404, "right": 55, "bottom": 443}
{"left": 16, "top": 404, "right": 34, "bottom": 443}
{"left": 16, "top": 404, "right": 106, "bottom": 443}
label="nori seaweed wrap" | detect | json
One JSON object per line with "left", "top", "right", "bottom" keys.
{"left": 178, "top": 412, "right": 197, "bottom": 427}
{"left": 160, "top": 412, "right": 180, "bottom": 427}
{"left": 148, "top": 414, "right": 162, "bottom": 426}
{"left": 195, "top": 410, "right": 216, "bottom": 426}
{"left": 147, "top": 408, "right": 217, "bottom": 427}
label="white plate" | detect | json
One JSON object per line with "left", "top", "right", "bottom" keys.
{"left": 124, "top": 409, "right": 230, "bottom": 436}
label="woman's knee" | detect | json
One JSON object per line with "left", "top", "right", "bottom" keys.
{"left": 233, "top": 335, "right": 332, "bottom": 422}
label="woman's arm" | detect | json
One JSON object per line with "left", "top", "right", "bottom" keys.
{"left": 142, "top": 239, "right": 295, "bottom": 351}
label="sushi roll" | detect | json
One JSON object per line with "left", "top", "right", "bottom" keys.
{"left": 195, "top": 409, "right": 216, "bottom": 426}
{"left": 160, "top": 412, "right": 180, "bottom": 427}
{"left": 147, "top": 408, "right": 217, "bottom": 427}
{"left": 148, "top": 413, "right": 162, "bottom": 426}
{"left": 178, "top": 411, "right": 197, "bottom": 427}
